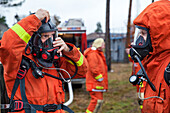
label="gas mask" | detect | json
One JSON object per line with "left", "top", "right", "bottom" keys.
{"left": 32, "top": 35, "right": 59, "bottom": 67}
{"left": 130, "top": 26, "right": 153, "bottom": 62}
{"left": 29, "top": 19, "right": 59, "bottom": 67}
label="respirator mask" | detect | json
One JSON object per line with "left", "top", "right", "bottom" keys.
{"left": 130, "top": 26, "right": 153, "bottom": 62}
{"left": 30, "top": 19, "right": 59, "bottom": 67}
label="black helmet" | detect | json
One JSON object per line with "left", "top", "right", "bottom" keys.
{"left": 32, "top": 19, "right": 58, "bottom": 47}
{"left": 38, "top": 19, "right": 57, "bottom": 33}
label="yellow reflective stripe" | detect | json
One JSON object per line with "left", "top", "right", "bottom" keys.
{"left": 140, "top": 105, "right": 143, "bottom": 109}
{"left": 96, "top": 86, "right": 104, "bottom": 90}
{"left": 128, "top": 54, "right": 131, "bottom": 58}
{"left": 67, "top": 52, "right": 84, "bottom": 66}
{"left": 95, "top": 74, "right": 103, "bottom": 80}
{"left": 11, "top": 24, "right": 31, "bottom": 43}
{"left": 67, "top": 60, "right": 74, "bottom": 65}
{"left": 139, "top": 82, "right": 143, "bottom": 87}
{"left": 76, "top": 52, "right": 83, "bottom": 66}
{"left": 86, "top": 109, "right": 93, "bottom": 113}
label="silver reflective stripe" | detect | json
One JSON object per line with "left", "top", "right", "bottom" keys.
{"left": 92, "top": 89, "right": 106, "bottom": 92}
{"left": 0, "top": 104, "right": 10, "bottom": 109}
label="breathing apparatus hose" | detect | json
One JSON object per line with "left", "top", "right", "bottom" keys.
{"left": 138, "top": 84, "right": 164, "bottom": 101}
{"left": 134, "top": 55, "right": 156, "bottom": 91}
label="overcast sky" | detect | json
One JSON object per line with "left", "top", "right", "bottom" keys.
{"left": 1, "top": 0, "right": 158, "bottom": 34}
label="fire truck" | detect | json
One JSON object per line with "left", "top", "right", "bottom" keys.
{"left": 57, "top": 19, "right": 87, "bottom": 88}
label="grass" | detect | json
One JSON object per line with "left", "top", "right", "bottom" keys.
{"left": 68, "top": 63, "right": 141, "bottom": 113}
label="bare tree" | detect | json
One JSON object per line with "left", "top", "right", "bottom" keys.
{"left": 124, "top": 0, "right": 132, "bottom": 63}
{"left": 105, "top": 0, "right": 111, "bottom": 71}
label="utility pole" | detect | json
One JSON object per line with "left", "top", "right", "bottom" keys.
{"left": 124, "top": 0, "right": 132, "bottom": 63}
{"left": 105, "top": 0, "right": 111, "bottom": 71}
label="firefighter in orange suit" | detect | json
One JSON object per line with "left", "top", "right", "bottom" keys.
{"left": 129, "top": 0, "right": 170, "bottom": 113}
{"left": 0, "top": 9, "right": 88, "bottom": 113}
{"left": 84, "top": 38, "right": 108, "bottom": 113}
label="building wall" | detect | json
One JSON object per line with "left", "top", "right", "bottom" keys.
{"left": 87, "top": 33, "right": 126, "bottom": 62}
{"left": 111, "top": 38, "right": 126, "bottom": 62}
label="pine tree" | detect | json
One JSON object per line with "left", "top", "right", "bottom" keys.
{"left": 95, "top": 22, "right": 103, "bottom": 33}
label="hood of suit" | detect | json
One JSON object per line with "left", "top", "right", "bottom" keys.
{"left": 133, "top": 0, "right": 170, "bottom": 56}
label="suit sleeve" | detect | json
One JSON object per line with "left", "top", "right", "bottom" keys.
{"left": 59, "top": 43, "right": 88, "bottom": 78}
{"left": 0, "top": 15, "right": 41, "bottom": 78}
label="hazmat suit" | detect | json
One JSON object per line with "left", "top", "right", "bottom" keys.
{"left": 84, "top": 38, "right": 108, "bottom": 113}
{"left": 0, "top": 12, "right": 88, "bottom": 113}
{"left": 131, "top": 0, "right": 170, "bottom": 112}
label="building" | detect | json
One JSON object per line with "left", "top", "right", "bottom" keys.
{"left": 86, "top": 32, "right": 105, "bottom": 48}
{"left": 110, "top": 33, "right": 126, "bottom": 62}
{"left": 87, "top": 32, "right": 126, "bottom": 62}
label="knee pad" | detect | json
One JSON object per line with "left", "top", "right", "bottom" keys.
{"left": 93, "top": 100, "right": 103, "bottom": 113}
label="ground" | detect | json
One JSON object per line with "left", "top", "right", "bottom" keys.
{"left": 66, "top": 63, "right": 141, "bottom": 113}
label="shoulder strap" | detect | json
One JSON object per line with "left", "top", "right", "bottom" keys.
{"left": 9, "top": 56, "right": 30, "bottom": 104}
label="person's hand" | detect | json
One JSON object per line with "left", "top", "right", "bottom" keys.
{"left": 35, "top": 9, "right": 50, "bottom": 23}
{"left": 53, "top": 37, "right": 70, "bottom": 53}
{"left": 125, "top": 48, "right": 130, "bottom": 54}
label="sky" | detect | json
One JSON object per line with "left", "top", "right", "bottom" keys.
{"left": 0, "top": 0, "right": 159, "bottom": 34}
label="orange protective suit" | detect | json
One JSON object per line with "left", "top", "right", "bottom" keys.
{"left": 133, "top": 0, "right": 170, "bottom": 113}
{"left": 84, "top": 47, "right": 108, "bottom": 113}
{"left": 0, "top": 15, "right": 88, "bottom": 113}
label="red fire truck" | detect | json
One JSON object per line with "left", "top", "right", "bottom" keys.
{"left": 57, "top": 19, "right": 87, "bottom": 88}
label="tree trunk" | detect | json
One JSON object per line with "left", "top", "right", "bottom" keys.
{"left": 124, "top": 0, "right": 132, "bottom": 63}
{"left": 105, "top": 0, "right": 111, "bottom": 71}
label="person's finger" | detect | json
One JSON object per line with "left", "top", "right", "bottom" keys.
{"left": 53, "top": 43, "right": 63, "bottom": 47}
{"left": 53, "top": 40, "right": 63, "bottom": 45}
{"left": 45, "top": 11, "right": 50, "bottom": 23}
{"left": 54, "top": 37, "right": 62, "bottom": 41}
{"left": 57, "top": 46, "right": 65, "bottom": 53}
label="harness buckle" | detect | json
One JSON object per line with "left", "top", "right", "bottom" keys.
{"left": 14, "top": 101, "right": 23, "bottom": 111}
{"left": 17, "top": 68, "right": 27, "bottom": 79}
{"left": 43, "top": 104, "right": 58, "bottom": 112}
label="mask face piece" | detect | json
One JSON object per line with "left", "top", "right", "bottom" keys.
{"left": 130, "top": 26, "right": 153, "bottom": 62}
{"left": 133, "top": 27, "right": 148, "bottom": 47}
{"left": 135, "top": 35, "right": 146, "bottom": 46}
{"left": 33, "top": 37, "right": 56, "bottom": 67}
{"left": 28, "top": 19, "right": 59, "bottom": 67}
{"left": 39, "top": 37, "right": 53, "bottom": 48}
